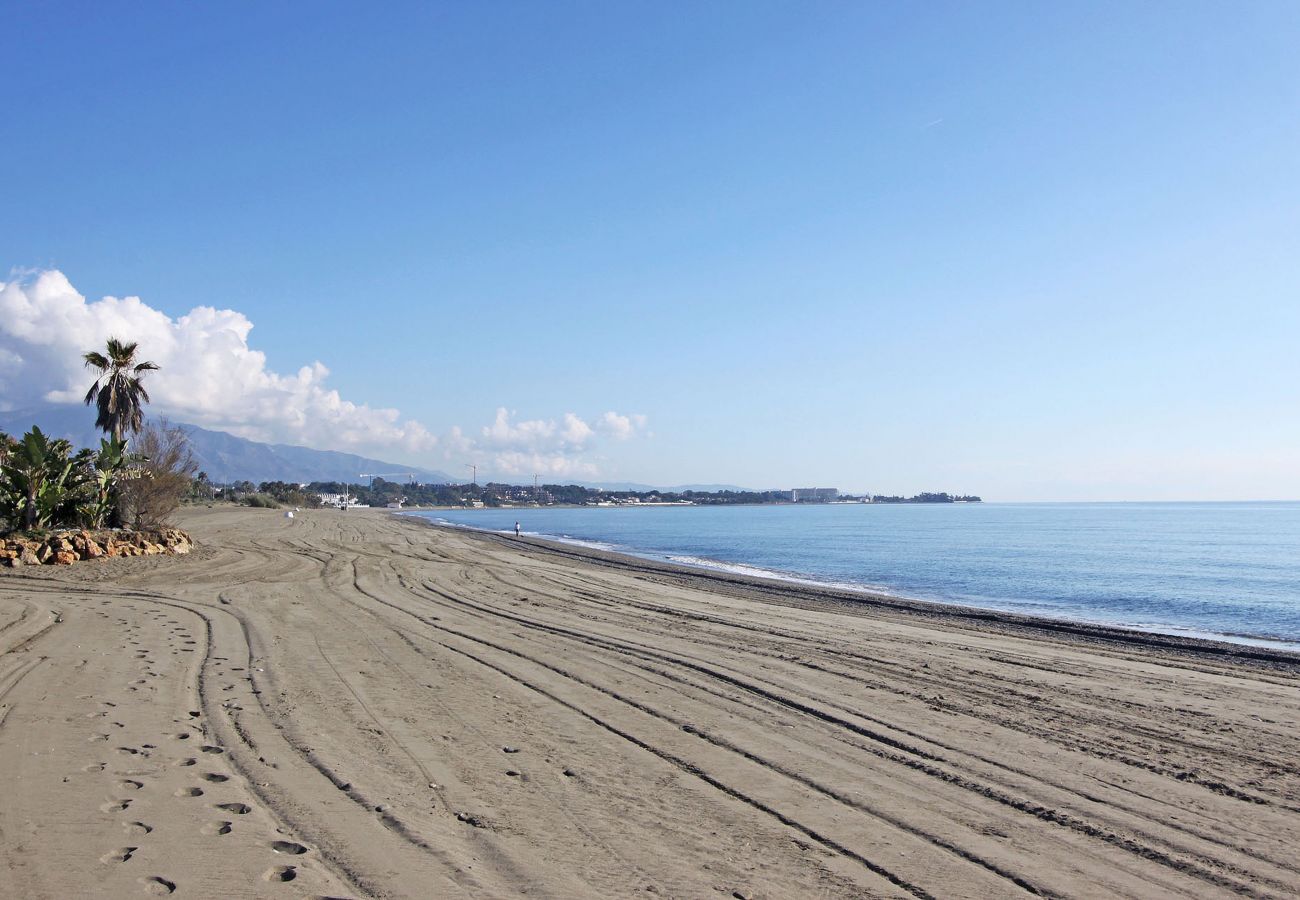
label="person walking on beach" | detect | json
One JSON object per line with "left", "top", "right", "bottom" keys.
{"left": 514, "top": 521, "right": 521, "bottom": 537}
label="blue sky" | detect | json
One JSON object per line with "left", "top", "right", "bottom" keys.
{"left": 2, "top": 2, "right": 1298, "bottom": 499}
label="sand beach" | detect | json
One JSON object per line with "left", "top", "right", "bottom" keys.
{"left": 2, "top": 507, "right": 1299, "bottom": 898}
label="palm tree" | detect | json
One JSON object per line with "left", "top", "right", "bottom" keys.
{"left": 83, "top": 338, "right": 160, "bottom": 444}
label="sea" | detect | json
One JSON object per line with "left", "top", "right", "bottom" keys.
{"left": 405, "top": 502, "right": 1300, "bottom": 652}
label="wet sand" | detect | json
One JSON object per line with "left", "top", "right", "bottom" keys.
{"left": 2, "top": 506, "right": 1299, "bottom": 898}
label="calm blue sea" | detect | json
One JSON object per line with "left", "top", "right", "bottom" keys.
{"left": 406, "top": 503, "right": 1300, "bottom": 651}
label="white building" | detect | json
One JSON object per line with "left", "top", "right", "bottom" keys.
{"left": 791, "top": 487, "right": 839, "bottom": 503}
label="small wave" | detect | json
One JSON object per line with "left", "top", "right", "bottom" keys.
{"left": 1113, "top": 622, "right": 1300, "bottom": 652}
{"left": 553, "top": 535, "right": 620, "bottom": 552}
{"left": 665, "top": 555, "right": 900, "bottom": 598}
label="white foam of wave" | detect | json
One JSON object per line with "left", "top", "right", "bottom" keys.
{"left": 1114, "top": 622, "right": 1300, "bottom": 652}
{"left": 665, "top": 555, "right": 900, "bottom": 598}
{"left": 403, "top": 513, "right": 620, "bottom": 550}
{"left": 553, "top": 535, "right": 621, "bottom": 552}
{"left": 400, "top": 512, "right": 1300, "bottom": 653}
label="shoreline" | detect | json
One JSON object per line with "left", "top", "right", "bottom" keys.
{"left": 5, "top": 506, "right": 1300, "bottom": 897}
{"left": 404, "top": 511, "right": 1300, "bottom": 665}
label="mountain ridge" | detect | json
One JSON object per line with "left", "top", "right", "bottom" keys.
{"left": 0, "top": 405, "right": 455, "bottom": 485}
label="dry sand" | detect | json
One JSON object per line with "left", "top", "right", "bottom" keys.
{"left": 2, "top": 507, "right": 1299, "bottom": 899}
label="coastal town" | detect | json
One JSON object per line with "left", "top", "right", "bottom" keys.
{"left": 235, "top": 479, "right": 982, "bottom": 510}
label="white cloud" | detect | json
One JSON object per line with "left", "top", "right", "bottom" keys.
{"left": 0, "top": 269, "right": 649, "bottom": 479}
{"left": 489, "top": 451, "right": 599, "bottom": 479}
{"left": 598, "top": 411, "right": 648, "bottom": 440}
{"left": 469, "top": 407, "right": 646, "bottom": 477}
{"left": 0, "top": 269, "right": 436, "bottom": 453}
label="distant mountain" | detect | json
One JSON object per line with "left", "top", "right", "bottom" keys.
{"left": 0, "top": 405, "right": 454, "bottom": 485}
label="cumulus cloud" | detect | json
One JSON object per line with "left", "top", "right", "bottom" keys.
{"left": 0, "top": 269, "right": 648, "bottom": 478}
{"left": 469, "top": 407, "right": 646, "bottom": 478}
{"left": 0, "top": 269, "right": 437, "bottom": 454}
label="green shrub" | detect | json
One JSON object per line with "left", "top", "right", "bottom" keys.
{"left": 243, "top": 493, "right": 280, "bottom": 509}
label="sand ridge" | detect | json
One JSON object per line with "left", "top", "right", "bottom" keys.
{"left": 2, "top": 506, "right": 1299, "bottom": 898}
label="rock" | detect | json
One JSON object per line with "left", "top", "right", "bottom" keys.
{"left": 502, "top": 746, "right": 520, "bottom": 754}
{"left": 0, "top": 527, "right": 194, "bottom": 566}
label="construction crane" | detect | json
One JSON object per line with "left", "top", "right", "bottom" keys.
{"left": 358, "top": 472, "right": 418, "bottom": 487}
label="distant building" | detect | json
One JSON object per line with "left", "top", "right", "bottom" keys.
{"left": 318, "top": 492, "right": 366, "bottom": 509}
{"left": 791, "top": 487, "right": 838, "bottom": 503}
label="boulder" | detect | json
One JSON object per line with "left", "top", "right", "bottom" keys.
{"left": 54, "top": 550, "right": 77, "bottom": 565}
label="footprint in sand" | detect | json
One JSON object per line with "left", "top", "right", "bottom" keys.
{"left": 139, "top": 875, "right": 176, "bottom": 894}
{"left": 215, "top": 802, "right": 251, "bottom": 815}
{"left": 84, "top": 762, "right": 107, "bottom": 773}
{"left": 123, "top": 821, "right": 153, "bottom": 835}
{"left": 201, "top": 821, "right": 232, "bottom": 836}
{"left": 175, "top": 758, "right": 197, "bottom": 767}
{"left": 201, "top": 773, "right": 229, "bottom": 783}
{"left": 119, "top": 780, "right": 144, "bottom": 791}
{"left": 101, "top": 798, "right": 133, "bottom": 812}
{"left": 175, "top": 787, "right": 204, "bottom": 797}
{"left": 100, "top": 846, "right": 137, "bottom": 863}
{"left": 200, "top": 745, "right": 224, "bottom": 755}
{"left": 263, "top": 865, "right": 297, "bottom": 882}
{"left": 270, "top": 841, "right": 308, "bottom": 855}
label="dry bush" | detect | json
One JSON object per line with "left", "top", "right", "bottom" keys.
{"left": 119, "top": 420, "right": 199, "bottom": 528}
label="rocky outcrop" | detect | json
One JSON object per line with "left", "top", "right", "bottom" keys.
{"left": 0, "top": 528, "right": 193, "bottom": 568}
